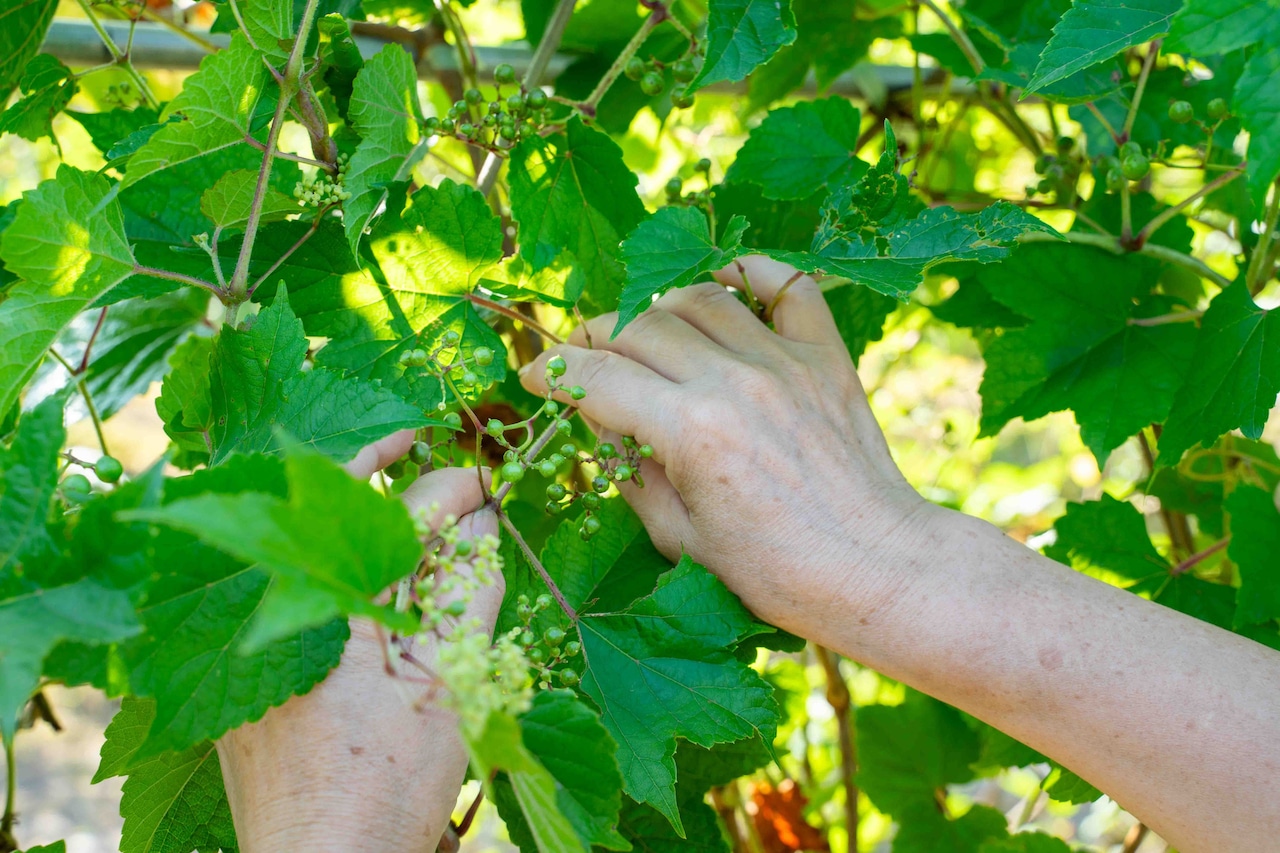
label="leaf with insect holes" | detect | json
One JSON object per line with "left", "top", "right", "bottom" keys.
{"left": 0, "top": 166, "right": 135, "bottom": 418}
{"left": 614, "top": 206, "right": 748, "bottom": 334}
{"left": 123, "top": 34, "right": 271, "bottom": 188}
{"left": 687, "top": 0, "right": 798, "bottom": 93}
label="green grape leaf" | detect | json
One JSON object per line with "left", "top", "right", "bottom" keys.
{"left": 123, "top": 33, "right": 270, "bottom": 188}
{"left": 892, "top": 803, "right": 1009, "bottom": 853}
{"left": 1023, "top": 0, "right": 1183, "bottom": 95}
{"left": 724, "top": 97, "right": 866, "bottom": 201}
{"left": 712, "top": 181, "right": 823, "bottom": 253}
{"left": 492, "top": 690, "right": 629, "bottom": 852}
{"left": 20, "top": 843, "right": 67, "bottom": 853}
{"left": 315, "top": 179, "right": 507, "bottom": 407}
{"left": 0, "top": 166, "right": 136, "bottom": 419}
{"left": 824, "top": 281, "right": 898, "bottom": 363}
{"left": 1226, "top": 486, "right": 1280, "bottom": 628}
{"left": 235, "top": 0, "right": 294, "bottom": 59}
{"left": 509, "top": 117, "right": 645, "bottom": 312}
{"left": 976, "top": 243, "right": 1195, "bottom": 466}
{"left": 0, "top": 55, "right": 76, "bottom": 144}
{"left": 614, "top": 207, "right": 748, "bottom": 333}
{"left": 128, "top": 448, "right": 421, "bottom": 646}
{"left": 1042, "top": 764, "right": 1102, "bottom": 804}
{"left": 70, "top": 106, "right": 161, "bottom": 163}
{"left": 0, "top": 0, "right": 57, "bottom": 99}
{"left": 687, "top": 0, "right": 798, "bottom": 93}
{"left": 1166, "top": 0, "right": 1280, "bottom": 55}
{"left": 343, "top": 44, "right": 426, "bottom": 254}
{"left": 768, "top": 124, "right": 1059, "bottom": 300}
{"left": 121, "top": 456, "right": 348, "bottom": 755}
{"left": 0, "top": 393, "right": 64, "bottom": 574}
{"left": 857, "top": 690, "right": 979, "bottom": 818}
{"left": 468, "top": 710, "right": 587, "bottom": 853}
{"left": 479, "top": 252, "right": 587, "bottom": 309}
{"left": 611, "top": 793, "right": 729, "bottom": 853}
{"left": 156, "top": 336, "right": 215, "bottom": 466}
{"left": 209, "top": 288, "right": 429, "bottom": 464}
{"left": 981, "top": 833, "right": 1074, "bottom": 853}
{"left": 1045, "top": 495, "right": 1170, "bottom": 587}
{"left": 99, "top": 697, "right": 239, "bottom": 853}
{"left": 1236, "top": 42, "right": 1280, "bottom": 207}
{"left": 1158, "top": 283, "right": 1280, "bottom": 464}
{"left": 1148, "top": 437, "right": 1280, "bottom": 538}
{"left": 575, "top": 556, "right": 778, "bottom": 833}
{"left": 200, "top": 169, "right": 298, "bottom": 231}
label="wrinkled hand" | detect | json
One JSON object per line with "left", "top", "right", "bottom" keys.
{"left": 215, "top": 432, "right": 500, "bottom": 853}
{"left": 521, "top": 256, "right": 933, "bottom": 648}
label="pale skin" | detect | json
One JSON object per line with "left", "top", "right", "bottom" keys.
{"left": 219, "top": 257, "right": 1280, "bottom": 852}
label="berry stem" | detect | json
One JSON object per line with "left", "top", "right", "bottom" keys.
{"left": 77, "top": 306, "right": 110, "bottom": 375}
{"left": 1135, "top": 166, "right": 1244, "bottom": 248}
{"left": 1016, "top": 230, "right": 1231, "bottom": 289}
{"left": 1123, "top": 40, "right": 1160, "bottom": 140}
{"left": 467, "top": 294, "right": 565, "bottom": 344}
{"left": 1084, "top": 101, "right": 1122, "bottom": 144}
{"left": 132, "top": 264, "right": 225, "bottom": 298}
{"left": 497, "top": 508, "right": 578, "bottom": 622}
{"left": 917, "top": 0, "right": 984, "bottom": 76}
{"left": 1245, "top": 179, "right": 1280, "bottom": 296}
{"left": 1172, "top": 537, "right": 1230, "bottom": 576}
{"left": 578, "top": 9, "right": 663, "bottom": 114}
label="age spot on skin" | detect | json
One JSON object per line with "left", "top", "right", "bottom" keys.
{"left": 1038, "top": 647, "right": 1064, "bottom": 671}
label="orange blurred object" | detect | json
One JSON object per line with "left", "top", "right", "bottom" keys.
{"left": 747, "top": 780, "right": 830, "bottom": 853}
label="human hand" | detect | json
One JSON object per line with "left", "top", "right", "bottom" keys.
{"left": 215, "top": 432, "right": 501, "bottom": 852}
{"left": 521, "top": 256, "right": 939, "bottom": 650}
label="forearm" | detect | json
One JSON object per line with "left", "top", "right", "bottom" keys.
{"left": 830, "top": 506, "right": 1280, "bottom": 853}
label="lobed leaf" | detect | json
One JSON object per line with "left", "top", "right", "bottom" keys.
{"left": 725, "top": 98, "right": 866, "bottom": 201}
{"left": 687, "top": 0, "right": 798, "bottom": 93}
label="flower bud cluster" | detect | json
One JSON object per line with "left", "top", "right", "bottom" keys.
{"left": 293, "top": 154, "right": 352, "bottom": 207}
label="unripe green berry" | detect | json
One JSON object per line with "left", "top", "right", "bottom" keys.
{"left": 548, "top": 453, "right": 566, "bottom": 468}
{"left": 62, "top": 473, "right": 92, "bottom": 502}
{"left": 592, "top": 476, "right": 610, "bottom": 493}
{"left": 465, "top": 87, "right": 483, "bottom": 105}
{"left": 1121, "top": 155, "right": 1150, "bottom": 180}
{"left": 529, "top": 647, "right": 546, "bottom": 663}
{"left": 670, "top": 87, "right": 694, "bottom": 109}
{"left": 638, "top": 444, "right": 653, "bottom": 458}
{"left": 385, "top": 459, "right": 407, "bottom": 479}
{"left": 581, "top": 492, "right": 601, "bottom": 510}
{"left": 409, "top": 441, "right": 432, "bottom": 465}
{"left": 1106, "top": 168, "right": 1126, "bottom": 192}
{"left": 527, "top": 89, "right": 548, "bottom": 110}
{"left": 672, "top": 58, "right": 696, "bottom": 83}
{"left": 494, "top": 63, "right": 517, "bottom": 85}
{"left": 457, "top": 122, "right": 476, "bottom": 138}
{"left": 500, "top": 125, "right": 517, "bottom": 141}
{"left": 569, "top": 385, "right": 586, "bottom": 400}
{"left": 695, "top": 157, "right": 711, "bottom": 173}
{"left": 517, "top": 602, "right": 532, "bottom": 619}
{"left": 598, "top": 442, "right": 616, "bottom": 459}
{"left": 507, "top": 93, "right": 526, "bottom": 112}
{"left": 443, "top": 411, "right": 463, "bottom": 429}
{"left": 624, "top": 56, "right": 646, "bottom": 81}
{"left": 559, "top": 443, "right": 576, "bottom": 457}
{"left": 444, "top": 599, "right": 467, "bottom": 617}
{"left": 424, "top": 116, "right": 440, "bottom": 133}
{"left": 538, "top": 459, "right": 557, "bottom": 478}
{"left": 559, "top": 669, "right": 579, "bottom": 687}
{"left": 1119, "top": 140, "right": 1142, "bottom": 160}
{"left": 1168, "top": 100, "right": 1194, "bottom": 123}
{"left": 582, "top": 515, "right": 602, "bottom": 535}
{"left": 1207, "top": 97, "right": 1229, "bottom": 119}
{"left": 1055, "top": 136, "right": 1074, "bottom": 154}
{"left": 95, "top": 455, "right": 123, "bottom": 483}
{"left": 555, "top": 419, "right": 572, "bottom": 435}
{"left": 544, "top": 627, "right": 565, "bottom": 646}
{"left": 454, "top": 538, "right": 473, "bottom": 557}
{"left": 444, "top": 329, "right": 461, "bottom": 345}
{"left": 536, "top": 594, "right": 553, "bottom": 609}
{"left": 640, "top": 71, "right": 665, "bottom": 96}
{"left": 406, "top": 348, "right": 429, "bottom": 367}
{"left": 543, "top": 400, "right": 559, "bottom": 416}
{"left": 665, "top": 177, "right": 683, "bottom": 198}
{"left": 461, "top": 370, "right": 479, "bottom": 385}
{"left": 546, "top": 355, "right": 567, "bottom": 377}
{"left": 545, "top": 500, "right": 563, "bottom": 515}
{"left": 486, "top": 418, "right": 505, "bottom": 437}
{"left": 564, "top": 640, "right": 581, "bottom": 656}
{"left": 473, "top": 346, "right": 494, "bottom": 366}
{"left": 547, "top": 483, "right": 567, "bottom": 500}
{"left": 501, "top": 461, "right": 525, "bottom": 482}
{"left": 439, "top": 117, "right": 456, "bottom": 133}
{"left": 614, "top": 464, "right": 633, "bottom": 482}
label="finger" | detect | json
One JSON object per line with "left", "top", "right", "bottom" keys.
{"left": 520, "top": 345, "right": 677, "bottom": 452}
{"left": 559, "top": 309, "right": 726, "bottom": 383}
{"left": 345, "top": 429, "right": 416, "bottom": 480}
{"left": 713, "top": 255, "right": 841, "bottom": 346}
{"left": 400, "top": 467, "right": 489, "bottom": 531}
{"left": 651, "top": 282, "right": 775, "bottom": 354}
{"left": 611, "top": 456, "right": 693, "bottom": 560}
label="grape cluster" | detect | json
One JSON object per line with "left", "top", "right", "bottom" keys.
{"left": 664, "top": 157, "right": 713, "bottom": 207}
{"left": 59, "top": 454, "right": 125, "bottom": 506}
{"left": 624, "top": 49, "right": 700, "bottom": 109}
{"left": 425, "top": 64, "right": 549, "bottom": 152}
{"left": 513, "top": 593, "right": 582, "bottom": 689}
{"left": 1096, "top": 140, "right": 1151, "bottom": 193}
{"left": 293, "top": 153, "right": 352, "bottom": 207}
{"left": 1029, "top": 136, "right": 1082, "bottom": 202}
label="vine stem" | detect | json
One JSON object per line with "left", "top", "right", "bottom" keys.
{"left": 48, "top": 349, "right": 111, "bottom": 455}
{"left": 1018, "top": 230, "right": 1231, "bottom": 289}
{"left": 578, "top": 11, "right": 662, "bottom": 114}
{"left": 497, "top": 510, "right": 578, "bottom": 621}
{"left": 1123, "top": 40, "right": 1160, "bottom": 140}
{"left": 467, "top": 294, "right": 564, "bottom": 344}
{"left": 1172, "top": 537, "right": 1230, "bottom": 576}
{"left": 1135, "top": 167, "right": 1244, "bottom": 247}
{"left": 1085, "top": 102, "right": 1121, "bottom": 143}
{"left": 918, "top": 0, "right": 984, "bottom": 75}
{"left": 1245, "top": 180, "right": 1280, "bottom": 295}
{"left": 1, "top": 737, "right": 14, "bottom": 849}
{"left": 475, "top": 0, "right": 578, "bottom": 196}
{"left": 133, "top": 264, "right": 223, "bottom": 297}
{"left": 1128, "top": 309, "right": 1202, "bottom": 327}
{"left": 78, "top": 307, "right": 109, "bottom": 374}
{"left": 815, "top": 646, "right": 858, "bottom": 852}
{"left": 1120, "top": 181, "right": 1133, "bottom": 244}
{"left": 229, "top": 0, "right": 323, "bottom": 301}
{"left": 72, "top": 0, "right": 160, "bottom": 109}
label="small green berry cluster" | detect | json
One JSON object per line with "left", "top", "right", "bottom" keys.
{"left": 59, "top": 454, "right": 125, "bottom": 505}
{"left": 1096, "top": 140, "right": 1152, "bottom": 192}
{"left": 424, "top": 65, "right": 549, "bottom": 152}
{"left": 549, "top": 434, "right": 652, "bottom": 541}
{"left": 102, "top": 80, "right": 141, "bottom": 109}
{"left": 397, "top": 328, "right": 496, "bottom": 407}
{"left": 664, "top": 157, "right": 713, "bottom": 206}
{"left": 623, "top": 50, "right": 699, "bottom": 109}
{"left": 293, "top": 153, "right": 352, "bottom": 207}
{"left": 486, "top": 355, "right": 582, "bottom": 487}
{"left": 1167, "top": 96, "right": 1230, "bottom": 126}
{"left": 513, "top": 594, "right": 582, "bottom": 689}
{"left": 1028, "top": 136, "right": 1082, "bottom": 203}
